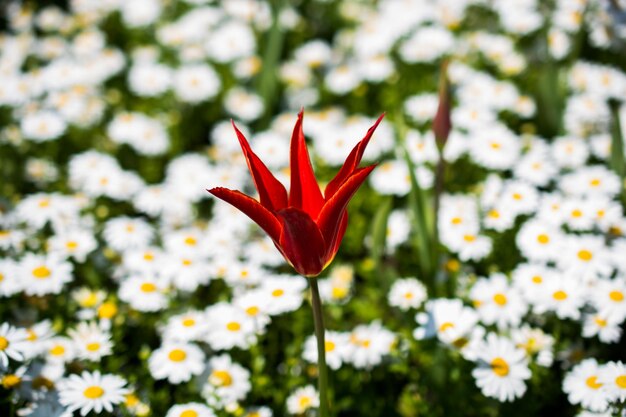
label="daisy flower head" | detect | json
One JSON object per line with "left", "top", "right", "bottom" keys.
{"left": 57, "top": 371, "right": 129, "bottom": 416}
{"left": 118, "top": 274, "right": 169, "bottom": 312}
{"left": 0, "top": 259, "right": 21, "bottom": 297}
{"left": 257, "top": 275, "right": 307, "bottom": 315}
{"left": 302, "top": 331, "right": 350, "bottom": 370}
{"left": 388, "top": 277, "right": 428, "bottom": 311}
{"left": 590, "top": 278, "right": 626, "bottom": 323}
{"left": 165, "top": 403, "right": 216, "bottom": 417}
{"left": 286, "top": 385, "right": 319, "bottom": 415}
{"left": 533, "top": 274, "right": 586, "bottom": 320}
{"left": 582, "top": 313, "right": 623, "bottom": 344}
{"left": 599, "top": 361, "right": 626, "bottom": 403}
{"left": 0, "top": 323, "right": 28, "bottom": 368}
{"left": 68, "top": 321, "right": 113, "bottom": 362}
{"left": 563, "top": 358, "right": 609, "bottom": 412}
{"left": 204, "top": 302, "right": 257, "bottom": 350}
{"left": 470, "top": 273, "right": 528, "bottom": 329}
{"left": 511, "top": 326, "right": 554, "bottom": 367}
{"left": 161, "top": 310, "right": 210, "bottom": 343}
{"left": 344, "top": 321, "right": 396, "bottom": 369}
{"left": 471, "top": 333, "right": 531, "bottom": 402}
{"left": 19, "top": 254, "right": 73, "bottom": 297}
{"left": 201, "top": 354, "right": 251, "bottom": 409}
{"left": 148, "top": 342, "right": 205, "bottom": 384}
{"left": 415, "top": 298, "right": 479, "bottom": 348}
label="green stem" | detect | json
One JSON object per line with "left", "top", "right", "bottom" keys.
{"left": 310, "top": 278, "right": 330, "bottom": 417}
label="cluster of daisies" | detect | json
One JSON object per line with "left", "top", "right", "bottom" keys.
{"left": 1, "top": 0, "right": 626, "bottom": 416}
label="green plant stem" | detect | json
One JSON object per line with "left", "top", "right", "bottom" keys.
{"left": 310, "top": 278, "right": 330, "bottom": 417}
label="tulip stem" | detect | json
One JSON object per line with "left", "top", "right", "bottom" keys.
{"left": 310, "top": 278, "right": 330, "bottom": 417}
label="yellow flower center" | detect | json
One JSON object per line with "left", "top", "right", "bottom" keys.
{"left": 210, "top": 370, "right": 232, "bottom": 387}
{"left": 439, "top": 322, "right": 454, "bottom": 332}
{"left": 491, "top": 357, "right": 509, "bottom": 377}
{"left": 595, "top": 317, "right": 607, "bottom": 327}
{"left": 1, "top": 374, "right": 21, "bottom": 389}
{"left": 0, "top": 273, "right": 3, "bottom": 282}
{"left": 66, "top": 241, "right": 78, "bottom": 250}
{"left": 83, "top": 386, "right": 104, "bottom": 399}
{"left": 143, "top": 252, "right": 154, "bottom": 261}
{"left": 586, "top": 376, "right": 602, "bottom": 389}
{"left": 226, "top": 322, "right": 241, "bottom": 332}
{"left": 616, "top": 375, "right": 626, "bottom": 389}
{"left": 168, "top": 349, "right": 187, "bottom": 362}
{"left": 488, "top": 210, "right": 500, "bottom": 219}
{"left": 182, "top": 259, "right": 192, "bottom": 266}
{"left": 609, "top": 291, "right": 624, "bottom": 302}
{"left": 577, "top": 250, "right": 593, "bottom": 261}
{"left": 590, "top": 178, "right": 601, "bottom": 187}
{"left": 180, "top": 411, "right": 198, "bottom": 417}
{"left": 451, "top": 217, "right": 462, "bottom": 225}
{"left": 299, "top": 396, "right": 312, "bottom": 408}
{"left": 50, "top": 345, "right": 65, "bottom": 356}
{"left": 184, "top": 237, "right": 197, "bottom": 246}
{"left": 571, "top": 209, "right": 583, "bottom": 218}
{"left": 98, "top": 302, "right": 117, "bottom": 319}
{"left": 553, "top": 290, "right": 568, "bottom": 301}
{"left": 537, "top": 234, "right": 550, "bottom": 244}
{"left": 532, "top": 275, "right": 543, "bottom": 284}
{"left": 331, "top": 286, "right": 348, "bottom": 299}
{"left": 463, "top": 234, "right": 476, "bottom": 242}
{"left": 493, "top": 293, "right": 507, "bottom": 306}
{"left": 32, "top": 266, "right": 51, "bottom": 279}
{"left": 403, "top": 292, "right": 414, "bottom": 299}
{"left": 182, "top": 318, "right": 196, "bottom": 327}
{"left": 325, "top": 341, "right": 336, "bottom": 352}
{"left": 512, "top": 193, "right": 523, "bottom": 200}
{"left": 272, "top": 289, "right": 284, "bottom": 297}
{"left": 0, "top": 336, "right": 9, "bottom": 350}
{"left": 140, "top": 282, "right": 157, "bottom": 293}
{"left": 246, "top": 306, "right": 260, "bottom": 316}
{"left": 86, "top": 342, "right": 100, "bottom": 352}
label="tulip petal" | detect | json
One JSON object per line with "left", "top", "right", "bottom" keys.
{"left": 208, "top": 187, "right": 283, "bottom": 242}
{"left": 276, "top": 207, "right": 327, "bottom": 277}
{"left": 323, "top": 211, "right": 347, "bottom": 266}
{"left": 317, "top": 165, "right": 376, "bottom": 254}
{"left": 325, "top": 114, "right": 384, "bottom": 199}
{"left": 289, "top": 110, "right": 325, "bottom": 219}
{"left": 231, "top": 121, "right": 288, "bottom": 212}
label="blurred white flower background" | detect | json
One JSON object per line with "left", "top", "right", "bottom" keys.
{"left": 1, "top": 0, "right": 626, "bottom": 416}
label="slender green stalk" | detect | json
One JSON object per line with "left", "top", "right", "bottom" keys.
{"left": 309, "top": 278, "right": 330, "bottom": 417}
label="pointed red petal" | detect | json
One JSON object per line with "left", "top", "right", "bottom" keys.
{"left": 208, "top": 187, "right": 282, "bottom": 242}
{"left": 276, "top": 207, "right": 327, "bottom": 277}
{"left": 323, "top": 211, "right": 347, "bottom": 267}
{"left": 324, "top": 114, "right": 385, "bottom": 199}
{"left": 289, "top": 110, "right": 325, "bottom": 219}
{"left": 231, "top": 121, "right": 288, "bottom": 212}
{"left": 317, "top": 165, "right": 376, "bottom": 253}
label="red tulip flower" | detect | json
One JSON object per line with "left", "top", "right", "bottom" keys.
{"left": 207, "top": 110, "right": 384, "bottom": 277}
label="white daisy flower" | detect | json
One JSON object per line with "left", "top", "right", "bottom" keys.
{"left": 57, "top": 371, "right": 129, "bottom": 416}
{"left": 471, "top": 333, "right": 531, "bottom": 402}
{"left": 563, "top": 358, "right": 611, "bottom": 412}
{"left": 388, "top": 278, "right": 428, "bottom": 311}
{"left": 470, "top": 273, "right": 528, "bottom": 329}
{"left": 302, "top": 331, "right": 350, "bottom": 370}
{"left": 148, "top": 343, "right": 205, "bottom": 384}
{"left": 286, "top": 385, "right": 319, "bottom": 415}
{"left": 204, "top": 303, "right": 256, "bottom": 350}
{"left": 68, "top": 321, "right": 113, "bottom": 361}
{"left": 599, "top": 361, "right": 626, "bottom": 403}
{"left": 118, "top": 275, "right": 169, "bottom": 312}
{"left": 165, "top": 403, "right": 216, "bottom": 417}
{"left": 19, "top": 254, "right": 73, "bottom": 296}
{"left": 201, "top": 354, "right": 251, "bottom": 409}
{"left": 0, "top": 323, "right": 28, "bottom": 368}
